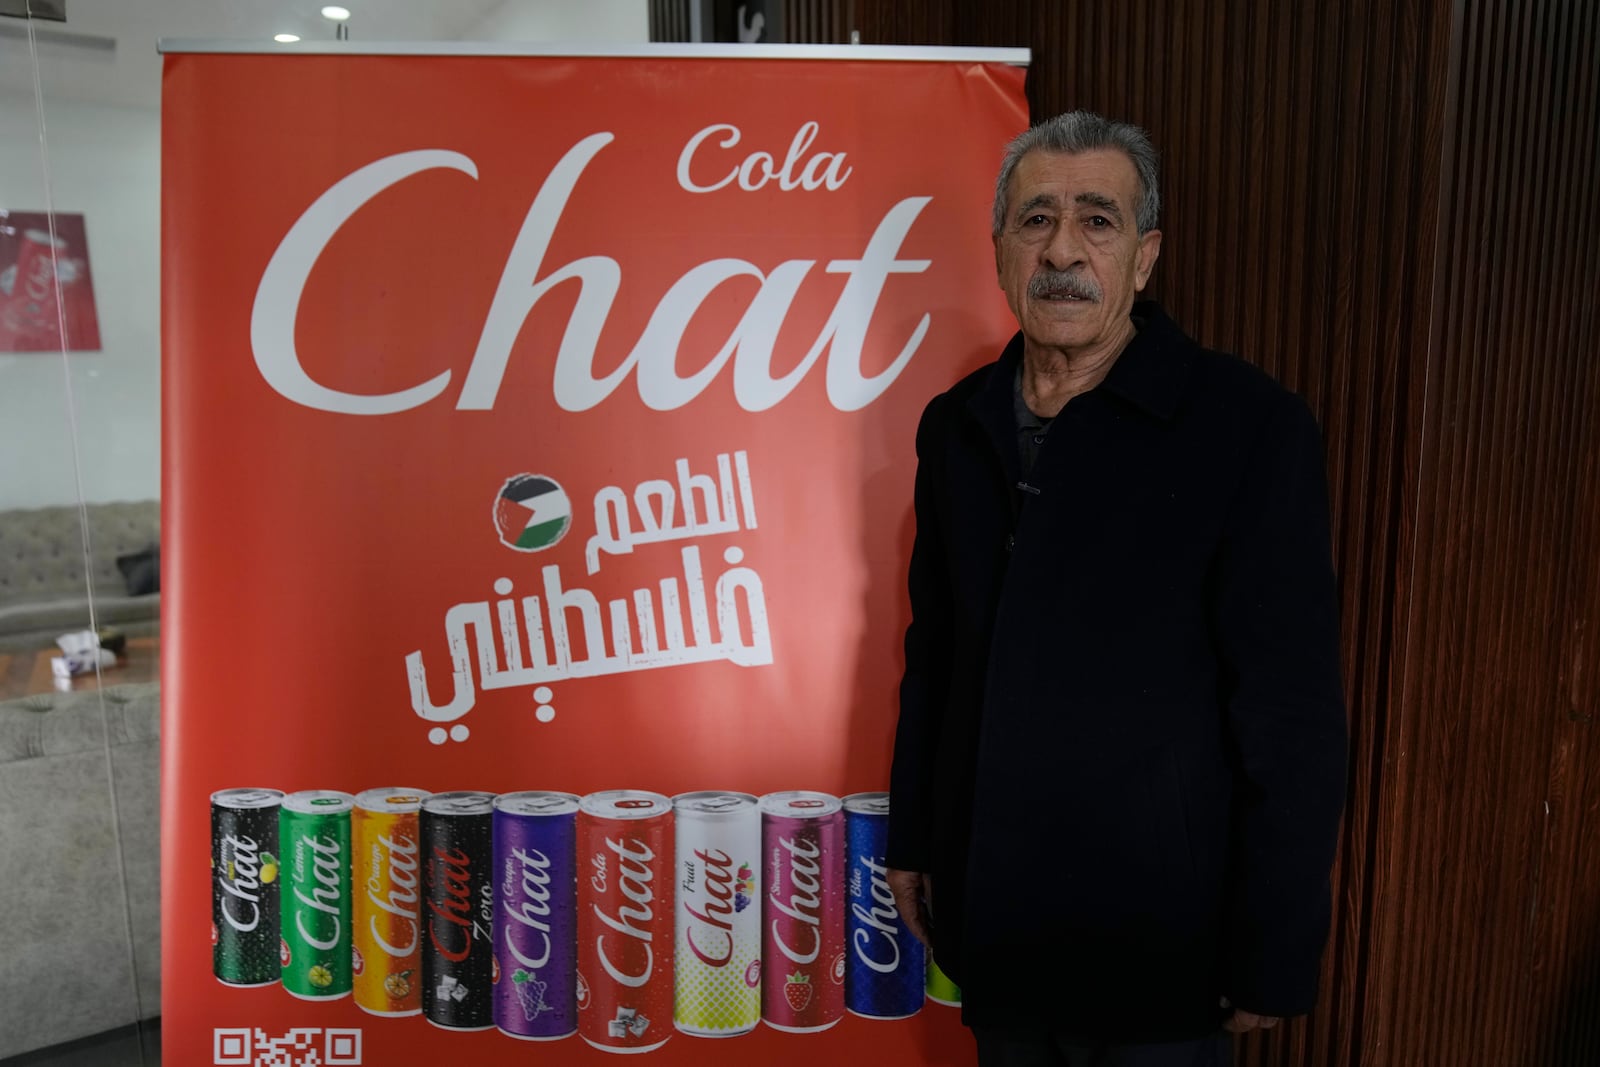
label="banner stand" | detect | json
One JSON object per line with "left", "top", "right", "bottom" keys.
{"left": 162, "top": 42, "right": 1028, "bottom": 1067}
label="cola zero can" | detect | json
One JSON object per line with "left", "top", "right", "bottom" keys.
{"left": 760, "top": 790, "right": 846, "bottom": 1032}
{"left": 843, "top": 792, "right": 924, "bottom": 1019}
{"left": 211, "top": 788, "right": 283, "bottom": 987}
{"left": 421, "top": 791, "right": 495, "bottom": 1030}
{"left": 493, "top": 791, "right": 580, "bottom": 1041}
{"left": 279, "top": 790, "right": 356, "bottom": 1000}
{"left": 672, "top": 791, "right": 761, "bottom": 1037}
{"left": 577, "top": 790, "right": 675, "bottom": 1053}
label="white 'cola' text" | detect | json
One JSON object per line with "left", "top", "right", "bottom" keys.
{"left": 676, "top": 121, "right": 852, "bottom": 193}
{"left": 251, "top": 126, "right": 931, "bottom": 416}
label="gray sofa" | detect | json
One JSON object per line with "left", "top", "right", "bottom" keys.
{"left": 0, "top": 500, "right": 160, "bottom": 650}
{"left": 0, "top": 682, "right": 160, "bottom": 1060}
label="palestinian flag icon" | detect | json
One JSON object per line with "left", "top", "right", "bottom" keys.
{"left": 495, "top": 474, "right": 573, "bottom": 552}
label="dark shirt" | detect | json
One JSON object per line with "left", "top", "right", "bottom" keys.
{"left": 1013, "top": 365, "right": 1053, "bottom": 478}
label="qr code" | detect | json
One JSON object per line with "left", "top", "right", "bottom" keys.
{"left": 213, "top": 1028, "right": 362, "bottom": 1066}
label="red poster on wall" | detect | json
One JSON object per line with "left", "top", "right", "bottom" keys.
{"left": 162, "top": 48, "right": 1027, "bottom": 1067}
{"left": 0, "top": 210, "right": 100, "bottom": 353}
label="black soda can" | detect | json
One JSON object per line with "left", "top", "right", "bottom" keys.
{"left": 421, "top": 791, "right": 496, "bottom": 1030}
{"left": 211, "top": 788, "right": 285, "bottom": 986}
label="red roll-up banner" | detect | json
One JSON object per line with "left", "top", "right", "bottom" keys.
{"left": 162, "top": 49, "right": 1027, "bottom": 1066}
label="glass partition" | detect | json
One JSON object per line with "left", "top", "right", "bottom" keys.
{"left": 1, "top": 2, "right": 160, "bottom": 1063}
{"left": 1, "top": 3, "right": 161, "bottom": 1061}
{"left": 0, "top": 4, "right": 648, "bottom": 1064}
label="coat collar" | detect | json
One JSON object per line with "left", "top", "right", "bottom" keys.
{"left": 1100, "top": 301, "right": 1195, "bottom": 421}
{"left": 966, "top": 300, "right": 1196, "bottom": 448}
{"left": 966, "top": 332, "right": 1027, "bottom": 484}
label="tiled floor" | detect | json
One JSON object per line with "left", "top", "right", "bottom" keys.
{"left": 0, "top": 1023, "right": 160, "bottom": 1067}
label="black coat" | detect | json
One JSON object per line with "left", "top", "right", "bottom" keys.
{"left": 887, "top": 303, "right": 1347, "bottom": 1042}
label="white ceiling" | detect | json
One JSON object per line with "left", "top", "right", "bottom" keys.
{"left": 0, "top": 0, "right": 649, "bottom": 111}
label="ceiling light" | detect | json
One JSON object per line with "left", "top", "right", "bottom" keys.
{"left": 274, "top": 34, "right": 301, "bottom": 43}
{"left": 321, "top": 5, "right": 351, "bottom": 20}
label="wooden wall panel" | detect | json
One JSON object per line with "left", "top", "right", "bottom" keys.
{"left": 1377, "top": 1, "right": 1600, "bottom": 1065}
{"left": 784, "top": 0, "right": 853, "bottom": 44}
{"left": 648, "top": 0, "right": 854, "bottom": 43}
{"left": 853, "top": 1, "right": 1599, "bottom": 1064}
{"left": 648, "top": 0, "right": 692, "bottom": 43}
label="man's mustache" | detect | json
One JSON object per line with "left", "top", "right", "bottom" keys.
{"left": 1028, "top": 271, "right": 1102, "bottom": 302}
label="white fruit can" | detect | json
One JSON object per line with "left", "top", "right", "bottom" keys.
{"left": 671, "top": 791, "right": 762, "bottom": 1037}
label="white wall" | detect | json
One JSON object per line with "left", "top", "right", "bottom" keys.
{"left": 0, "top": 88, "right": 161, "bottom": 509}
{"left": 0, "top": 1, "right": 647, "bottom": 510}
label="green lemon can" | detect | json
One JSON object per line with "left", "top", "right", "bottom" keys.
{"left": 926, "top": 956, "right": 962, "bottom": 1007}
{"left": 280, "top": 790, "right": 356, "bottom": 1000}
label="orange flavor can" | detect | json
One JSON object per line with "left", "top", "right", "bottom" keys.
{"left": 352, "top": 787, "right": 430, "bottom": 1016}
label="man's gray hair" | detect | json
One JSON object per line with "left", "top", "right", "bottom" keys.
{"left": 992, "top": 111, "right": 1161, "bottom": 237}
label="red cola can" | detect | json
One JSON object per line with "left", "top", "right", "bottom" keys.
{"left": 577, "top": 790, "right": 674, "bottom": 1053}
{"left": 420, "top": 791, "right": 495, "bottom": 1031}
{"left": 760, "top": 790, "right": 846, "bottom": 1032}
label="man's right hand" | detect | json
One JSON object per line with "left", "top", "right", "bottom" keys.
{"left": 887, "top": 868, "right": 933, "bottom": 947}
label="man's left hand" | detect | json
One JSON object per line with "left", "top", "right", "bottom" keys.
{"left": 1220, "top": 997, "right": 1281, "bottom": 1033}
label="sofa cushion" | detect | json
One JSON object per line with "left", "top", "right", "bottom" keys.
{"left": 0, "top": 681, "right": 162, "bottom": 1058}
{"left": 0, "top": 594, "right": 161, "bottom": 644}
{"left": 0, "top": 684, "right": 160, "bottom": 766}
{"left": 116, "top": 544, "right": 161, "bottom": 596}
{"left": 0, "top": 501, "right": 160, "bottom": 608}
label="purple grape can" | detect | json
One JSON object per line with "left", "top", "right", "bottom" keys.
{"left": 492, "top": 791, "right": 579, "bottom": 1041}
{"left": 843, "top": 792, "right": 925, "bottom": 1019}
{"left": 760, "top": 790, "right": 846, "bottom": 1032}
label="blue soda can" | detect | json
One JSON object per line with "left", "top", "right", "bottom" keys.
{"left": 843, "top": 792, "right": 924, "bottom": 1019}
{"left": 492, "top": 791, "right": 580, "bottom": 1040}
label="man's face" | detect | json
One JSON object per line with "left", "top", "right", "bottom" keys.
{"left": 994, "top": 148, "right": 1163, "bottom": 359}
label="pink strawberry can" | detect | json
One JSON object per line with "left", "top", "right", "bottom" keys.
{"left": 759, "top": 790, "right": 846, "bottom": 1033}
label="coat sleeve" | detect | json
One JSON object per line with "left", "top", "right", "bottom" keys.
{"left": 1212, "top": 392, "right": 1348, "bottom": 1018}
{"left": 886, "top": 399, "right": 955, "bottom": 872}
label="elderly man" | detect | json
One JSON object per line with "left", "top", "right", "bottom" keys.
{"left": 886, "top": 111, "right": 1347, "bottom": 1066}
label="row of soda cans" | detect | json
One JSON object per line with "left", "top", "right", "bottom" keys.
{"left": 211, "top": 787, "right": 962, "bottom": 1052}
